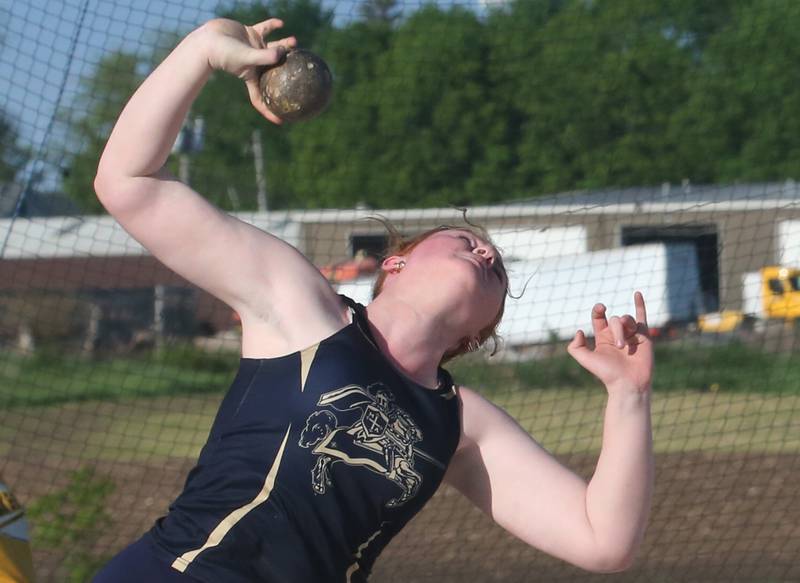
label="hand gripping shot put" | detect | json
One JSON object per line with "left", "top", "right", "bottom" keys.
{"left": 259, "top": 48, "right": 333, "bottom": 122}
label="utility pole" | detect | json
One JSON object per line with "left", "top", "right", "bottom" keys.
{"left": 174, "top": 116, "right": 205, "bottom": 186}
{"left": 154, "top": 284, "right": 166, "bottom": 355}
{"left": 158, "top": 116, "right": 205, "bottom": 354}
{"left": 179, "top": 154, "right": 190, "bottom": 184}
{"left": 252, "top": 129, "right": 268, "bottom": 212}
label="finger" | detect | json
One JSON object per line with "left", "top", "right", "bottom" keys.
{"left": 245, "top": 78, "right": 284, "bottom": 125}
{"left": 567, "top": 330, "right": 593, "bottom": 368}
{"left": 591, "top": 303, "right": 608, "bottom": 337}
{"left": 634, "top": 291, "right": 648, "bottom": 326}
{"left": 608, "top": 315, "right": 625, "bottom": 348}
{"left": 252, "top": 18, "right": 284, "bottom": 38}
{"left": 568, "top": 329, "right": 587, "bottom": 350}
{"left": 267, "top": 36, "right": 298, "bottom": 50}
{"left": 620, "top": 314, "right": 638, "bottom": 337}
{"left": 244, "top": 45, "right": 287, "bottom": 67}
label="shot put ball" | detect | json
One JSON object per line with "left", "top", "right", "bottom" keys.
{"left": 259, "top": 49, "right": 333, "bottom": 123}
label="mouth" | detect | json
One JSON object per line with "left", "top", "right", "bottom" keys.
{"left": 463, "top": 255, "right": 487, "bottom": 277}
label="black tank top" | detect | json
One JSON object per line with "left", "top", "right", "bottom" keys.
{"left": 148, "top": 295, "right": 461, "bottom": 582}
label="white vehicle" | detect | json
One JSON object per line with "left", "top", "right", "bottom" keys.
{"left": 337, "top": 243, "right": 703, "bottom": 347}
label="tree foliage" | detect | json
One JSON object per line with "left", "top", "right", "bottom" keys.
{"left": 0, "top": 110, "right": 25, "bottom": 183}
{"left": 61, "top": 52, "right": 144, "bottom": 212}
{"left": 59, "top": 0, "right": 800, "bottom": 213}
{"left": 359, "top": 0, "right": 401, "bottom": 25}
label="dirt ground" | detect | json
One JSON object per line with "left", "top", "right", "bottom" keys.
{"left": 4, "top": 450, "right": 798, "bottom": 583}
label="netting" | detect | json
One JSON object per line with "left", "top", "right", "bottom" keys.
{"left": 2, "top": 0, "right": 800, "bottom": 581}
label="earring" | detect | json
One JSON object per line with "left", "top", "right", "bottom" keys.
{"left": 392, "top": 260, "right": 406, "bottom": 273}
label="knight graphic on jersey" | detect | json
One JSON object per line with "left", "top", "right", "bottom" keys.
{"left": 300, "top": 383, "right": 442, "bottom": 508}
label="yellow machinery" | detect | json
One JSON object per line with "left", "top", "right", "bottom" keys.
{"left": 698, "top": 266, "right": 800, "bottom": 333}
{"left": 759, "top": 265, "right": 800, "bottom": 320}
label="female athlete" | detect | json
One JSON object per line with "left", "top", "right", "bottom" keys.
{"left": 91, "top": 17, "right": 654, "bottom": 583}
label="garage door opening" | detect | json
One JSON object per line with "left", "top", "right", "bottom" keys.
{"left": 621, "top": 225, "right": 719, "bottom": 312}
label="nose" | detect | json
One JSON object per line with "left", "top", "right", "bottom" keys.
{"left": 474, "top": 244, "right": 495, "bottom": 265}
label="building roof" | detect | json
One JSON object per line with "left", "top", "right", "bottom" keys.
{"left": 276, "top": 181, "right": 800, "bottom": 222}
{"left": 0, "top": 213, "right": 301, "bottom": 259}
{"left": 1, "top": 181, "right": 798, "bottom": 260}
{"left": 513, "top": 181, "right": 800, "bottom": 211}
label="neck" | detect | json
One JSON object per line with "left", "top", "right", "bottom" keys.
{"left": 364, "top": 292, "right": 463, "bottom": 389}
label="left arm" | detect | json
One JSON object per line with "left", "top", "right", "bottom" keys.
{"left": 444, "top": 292, "right": 654, "bottom": 573}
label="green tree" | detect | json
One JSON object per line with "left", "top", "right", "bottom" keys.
{"left": 508, "top": 0, "right": 697, "bottom": 195}
{"left": 279, "top": 18, "right": 393, "bottom": 208}
{"left": 359, "top": 0, "right": 401, "bottom": 25}
{"left": 187, "top": 0, "right": 335, "bottom": 210}
{"left": 61, "top": 52, "right": 144, "bottom": 212}
{"left": 0, "top": 7, "right": 26, "bottom": 186}
{"left": 674, "top": 0, "right": 800, "bottom": 183}
{"left": 288, "top": 6, "right": 503, "bottom": 208}
{"left": 60, "top": 0, "right": 333, "bottom": 214}
{"left": 472, "top": 0, "right": 568, "bottom": 200}
{"left": 0, "top": 110, "right": 26, "bottom": 183}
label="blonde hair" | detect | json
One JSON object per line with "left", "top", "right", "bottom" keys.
{"left": 368, "top": 218, "right": 508, "bottom": 363}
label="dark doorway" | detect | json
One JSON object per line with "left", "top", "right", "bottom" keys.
{"left": 350, "top": 233, "right": 391, "bottom": 259}
{"left": 621, "top": 225, "right": 719, "bottom": 312}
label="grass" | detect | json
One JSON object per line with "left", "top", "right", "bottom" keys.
{"left": 2, "top": 389, "right": 798, "bottom": 464}
{"left": 450, "top": 341, "right": 800, "bottom": 394}
{"left": 0, "top": 344, "right": 238, "bottom": 408}
{"left": 1, "top": 340, "right": 799, "bottom": 463}
{"left": 3, "top": 339, "right": 799, "bottom": 411}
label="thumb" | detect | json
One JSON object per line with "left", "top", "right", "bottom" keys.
{"left": 567, "top": 330, "right": 592, "bottom": 367}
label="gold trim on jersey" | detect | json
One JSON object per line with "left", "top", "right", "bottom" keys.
{"left": 171, "top": 424, "right": 292, "bottom": 573}
{"left": 299, "top": 343, "right": 320, "bottom": 392}
{"left": 345, "top": 526, "right": 384, "bottom": 582}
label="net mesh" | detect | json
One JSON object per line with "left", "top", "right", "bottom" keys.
{"left": 2, "top": 1, "right": 799, "bottom": 581}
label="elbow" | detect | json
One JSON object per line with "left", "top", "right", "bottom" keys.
{"left": 582, "top": 545, "right": 638, "bottom": 574}
{"left": 93, "top": 171, "right": 108, "bottom": 202}
{"left": 94, "top": 166, "right": 140, "bottom": 213}
{"left": 93, "top": 160, "right": 119, "bottom": 203}
{"left": 590, "top": 557, "right": 635, "bottom": 574}
{"left": 93, "top": 172, "right": 121, "bottom": 214}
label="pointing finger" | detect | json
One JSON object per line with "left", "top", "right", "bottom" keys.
{"left": 591, "top": 303, "right": 608, "bottom": 337}
{"left": 634, "top": 291, "right": 648, "bottom": 327}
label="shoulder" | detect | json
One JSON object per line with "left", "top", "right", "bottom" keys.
{"left": 452, "top": 385, "right": 519, "bottom": 453}
{"left": 239, "top": 291, "right": 352, "bottom": 357}
{"left": 444, "top": 384, "right": 535, "bottom": 502}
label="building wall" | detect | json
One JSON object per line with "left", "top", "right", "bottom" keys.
{"left": 2, "top": 201, "right": 797, "bottom": 341}
{"left": 298, "top": 206, "right": 800, "bottom": 313}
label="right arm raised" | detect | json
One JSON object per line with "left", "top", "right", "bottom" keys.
{"left": 94, "top": 19, "right": 346, "bottom": 349}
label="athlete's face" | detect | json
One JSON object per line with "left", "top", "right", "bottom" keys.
{"left": 388, "top": 230, "right": 507, "bottom": 331}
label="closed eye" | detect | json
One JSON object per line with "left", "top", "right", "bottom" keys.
{"left": 458, "top": 235, "right": 474, "bottom": 249}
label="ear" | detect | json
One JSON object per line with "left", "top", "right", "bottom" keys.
{"left": 381, "top": 255, "right": 406, "bottom": 273}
